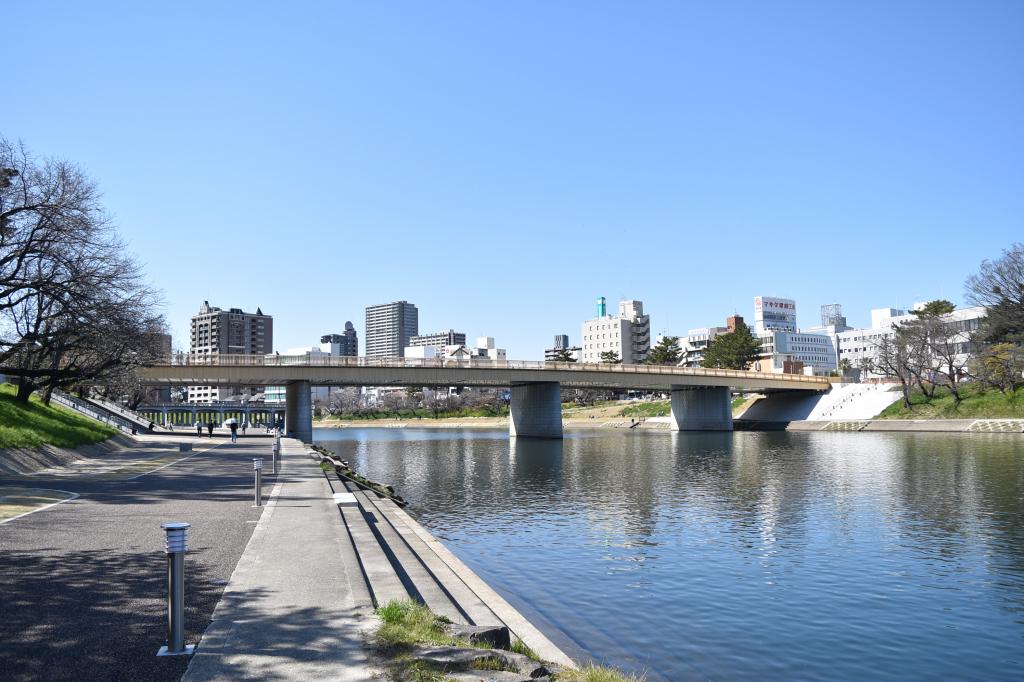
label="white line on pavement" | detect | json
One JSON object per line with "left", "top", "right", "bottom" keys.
{"left": 0, "top": 489, "right": 81, "bottom": 526}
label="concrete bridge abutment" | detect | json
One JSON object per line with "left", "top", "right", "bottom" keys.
{"left": 670, "top": 386, "right": 733, "bottom": 431}
{"left": 285, "top": 380, "right": 313, "bottom": 442}
{"left": 509, "top": 382, "right": 563, "bottom": 439}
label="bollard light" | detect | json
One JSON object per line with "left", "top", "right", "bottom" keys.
{"left": 272, "top": 442, "right": 280, "bottom": 474}
{"left": 157, "top": 522, "right": 195, "bottom": 657}
{"left": 253, "top": 458, "right": 264, "bottom": 507}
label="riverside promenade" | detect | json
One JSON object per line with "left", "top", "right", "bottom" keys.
{"left": 183, "top": 438, "right": 380, "bottom": 680}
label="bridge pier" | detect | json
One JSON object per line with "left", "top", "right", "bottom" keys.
{"left": 509, "top": 382, "right": 563, "bottom": 439}
{"left": 670, "top": 386, "right": 733, "bottom": 431}
{"left": 285, "top": 380, "right": 313, "bottom": 442}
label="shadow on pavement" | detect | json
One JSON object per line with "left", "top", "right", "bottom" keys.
{"left": 1, "top": 545, "right": 360, "bottom": 681}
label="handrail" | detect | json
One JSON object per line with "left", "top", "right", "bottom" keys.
{"left": 51, "top": 390, "right": 136, "bottom": 434}
{"left": 152, "top": 353, "right": 831, "bottom": 385}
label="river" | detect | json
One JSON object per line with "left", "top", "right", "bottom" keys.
{"left": 314, "top": 427, "right": 1023, "bottom": 681}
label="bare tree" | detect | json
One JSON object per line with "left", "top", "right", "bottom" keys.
{"left": 868, "top": 332, "right": 914, "bottom": 408}
{"left": 0, "top": 139, "right": 166, "bottom": 402}
{"left": 966, "top": 243, "right": 1024, "bottom": 344}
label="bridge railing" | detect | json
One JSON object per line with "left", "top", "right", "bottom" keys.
{"left": 159, "top": 353, "right": 830, "bottom": 385}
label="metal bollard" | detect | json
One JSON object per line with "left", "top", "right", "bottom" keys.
{"left": 157, "top": 522, "right": 195, "bottom": 656}
{"left": 253, "top": 458, "right": 264, "bottom": 507}
{"left": 272, "top": 442, "right": 280, "bottom": 474}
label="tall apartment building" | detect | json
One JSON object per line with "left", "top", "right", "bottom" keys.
{"left": 580, "top": 297, "right": 651, "bottom": 364}
{"left": 410, "top": 329, "right": 466, "bottom": 351}
{"left": 188, "top": 301, "right": 272, "bottom": 403}
{"left": 320, "top": 321, "right": 358, "bottom": 357}
{"left": 365, "top": 300, "right": 418, "bottom": 358}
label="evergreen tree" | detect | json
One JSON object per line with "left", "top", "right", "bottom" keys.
{"left": 550, "top": 348, "right": 577, "bottom": 362}
{"left": 646, "top": 336, "right": 681, "bottom": 365}
{"left": 599, "top": 350, "right": 621, "bottom": 364}
{"left": 701, "top": 321, "right": 762, "bottom": 370}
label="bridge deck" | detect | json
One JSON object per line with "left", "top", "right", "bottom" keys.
{"left": 139, "top": 355, "right": 830, "bottom": 393}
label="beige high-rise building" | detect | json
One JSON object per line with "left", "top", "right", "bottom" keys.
{"left": 188, "top": 301, "right": 273, "bottom": 403}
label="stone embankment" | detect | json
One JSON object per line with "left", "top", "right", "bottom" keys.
{"left": 787, "top": 418, "right": 1024, "bottom": 433}
{"left": 312, "top": 447, "right": 577, "bottom": 671}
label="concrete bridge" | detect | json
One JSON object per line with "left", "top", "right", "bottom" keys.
{"left": 137, "top": 355, "right": 831, "bottom": 441}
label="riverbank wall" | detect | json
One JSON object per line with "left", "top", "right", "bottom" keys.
{"left": 784, "top": 418, "right": 1024, "bottom": 433}
{"left": 308, "top": 446, "right": 578, "bottom": 669}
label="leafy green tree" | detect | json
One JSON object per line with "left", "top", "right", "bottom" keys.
{"left": 599, "top": 350, "right": 621, "bottom": 364}
{"left": 550, "top": 348, "right": 576, "bottom": 362}
{"left": 700, "top": 321, "right": 762, "bottom": 370}
{"left": 646, "top": 336, "right": 681, "bottom": 365}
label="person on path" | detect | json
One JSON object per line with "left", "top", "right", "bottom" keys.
{"left": 207, "top": 421, "right": 214, "bottom": 437}
{"left": 241, "top": 422, "right": 247, "bottom": 436}
{"left": 229, "top": 421, "right": 238, "bottom": 444}
{"left": 195, "top": 420, "right": 202, "bottom": 437}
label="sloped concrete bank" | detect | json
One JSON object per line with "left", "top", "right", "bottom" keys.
{"left": 0, "top": 434, "right": 139, "bottom": 475}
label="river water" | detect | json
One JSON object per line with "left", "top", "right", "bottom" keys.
{"left": 314, "top": 427, "right": 1024, "bottom": 681}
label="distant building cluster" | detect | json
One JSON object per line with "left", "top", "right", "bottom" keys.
{"left": 182, "top": 288, "right": 986, "bottom": 406}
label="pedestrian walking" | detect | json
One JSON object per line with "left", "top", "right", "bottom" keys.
{"left": 241, "top": 422, "right": 247, "bottom": 436}
{"left": 229, "top": 421, "right": 238, "bottom": 444}
{"left": 207, "top": 421, "right": 214, "bottom": 437}
{"left": 195, "top": 420, "right": 202, "bottom": 437}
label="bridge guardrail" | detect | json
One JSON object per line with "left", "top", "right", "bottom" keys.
{"left": 158, "top": 353, "right": 830, "bottom": 385}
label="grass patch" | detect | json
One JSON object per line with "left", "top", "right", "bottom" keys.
{"left": 0, "top": 384, "right": 118, "bottom": 449}
{"left": 471, "top": 655, "right": 516, "bottom": 671}
{"left": 619, "top": 401, "right": 670, "bottom": 418}
{"left": 375, "top": 600, "right": 639, "bottom": 682}
{"left": 877, "top": 383, "right": 1024, "bottom": 419}
{"left": 376, "top": 600, "right": 460, "bottom": 649}
{"left": 511, "top": 638, "right": 541, "bottom": 661}
{"left": 401, "top": 660, "right": 451, "bottom": 682}
{"left": 555, "top": 664, "right": 646, "bottom": 681}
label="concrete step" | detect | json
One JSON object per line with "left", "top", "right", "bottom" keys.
{"left": 344, "top": 483, "right": 467, "bottom": 624}
{"left": 359, "top": 492, "right": 503, "bottom": 627}
{"left": 327, "top": 478, "right": 409, "bottom": 608}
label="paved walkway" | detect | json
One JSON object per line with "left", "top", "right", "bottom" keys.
{"left": 0, "top": 435, "right": 273, "bottom": 681}
{"left": 184, "top": 439, "right": 380, "bottom": 681}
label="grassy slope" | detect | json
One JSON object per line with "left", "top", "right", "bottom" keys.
{"left": 0, "top": 384, "right": 119, "bottom": 448}
{"left": 877, "top": 383, "right": 1024, "bottom": 419}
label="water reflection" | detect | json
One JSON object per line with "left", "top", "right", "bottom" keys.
{"left": 315, "top": 428, "right": 1024, "bottom": 681}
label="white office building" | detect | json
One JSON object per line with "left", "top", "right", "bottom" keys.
{"left": 837, "top": 305, "right": 985, "bottom": 378}
{"left": 581, "top": 297, "right": 651, "bottom": 364}
{"left": 755, "top": 331, "right": 838, "bottom": 375}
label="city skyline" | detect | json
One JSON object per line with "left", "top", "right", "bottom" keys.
{"left": 4, "top": 2, "right": 1020, "bottom": 358}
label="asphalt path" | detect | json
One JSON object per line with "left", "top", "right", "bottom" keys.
{"left": 0, "top": 435, "right": 277, "bottom": 681}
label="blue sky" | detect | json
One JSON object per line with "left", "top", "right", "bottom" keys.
{"left": 4, "top": 1, "right": 1021, "bottom": 357}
